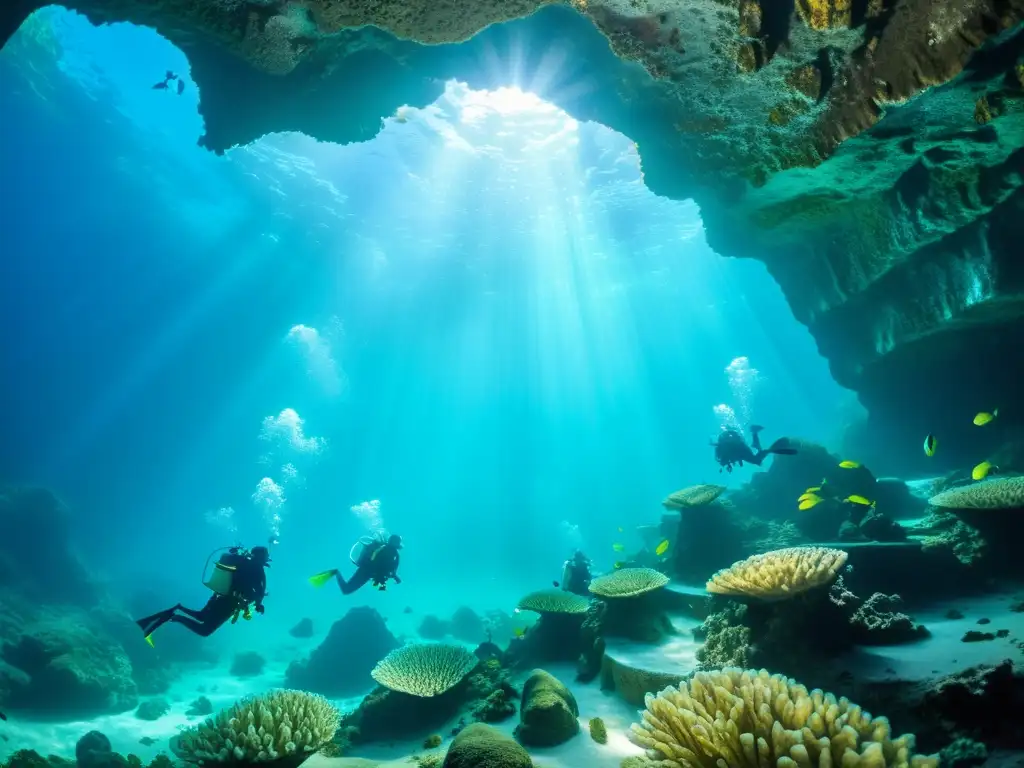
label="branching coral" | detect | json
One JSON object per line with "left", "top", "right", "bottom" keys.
{"left": 176, "top": 690, "right": 339, "bottom": 764}
{"left": 630, "top": 668, "right": 938, "bottom": 767}
{"left": 929, "top": 477, "right": 1024, "bottom": 509}
{"left": 371, "top": 643, "right": 478, "bottom": 697}
{"left": 516, "top": 589, "right": 590, "bottom": 614}
{"left": 705, "top": 547, "right": 847, "bottom": 600}
{"left": 590, "top": 568, "right": 669, "bottom": 598}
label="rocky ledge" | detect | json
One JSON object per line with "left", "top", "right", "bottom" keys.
{"left": 3, "top": 0, "right": 1023, "bottom": 468}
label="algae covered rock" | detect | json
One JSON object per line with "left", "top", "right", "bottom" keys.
{"left": 443, "top": 723, "right": 531, "bottom": 768}
{"left": 515, "top": 669, "right": 579, "bottom": 747}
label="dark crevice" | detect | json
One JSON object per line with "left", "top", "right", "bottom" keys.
{"left": 760, "top": 0, "right": 795, "bottom": 58}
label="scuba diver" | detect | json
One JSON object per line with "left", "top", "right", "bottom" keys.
{"left": 559, "top": 550, "right": 592, "bottom": 596}
{"left": 711, "top": 424, "right": 797, "bottom": 473}
{"left": 309, "top": 532, "right": 402, "bottom": 595}
{"left": 152, "top": 70, "right": 184, "bottom": 95}
{"left": 134, "top": 545, "right": 269, "bottom": 642}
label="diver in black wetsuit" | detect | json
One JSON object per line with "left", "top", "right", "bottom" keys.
{"left": 135, "top": 546, "right": 269, "bottom": 641}
{"left": 560, "top": 550, "right": 592, "bottom": 596}
{"left": 334, "top": 534, "right": 402, "bottom": 594}
{"left": 711, "top": 424, "right": 797, "bottom": 473}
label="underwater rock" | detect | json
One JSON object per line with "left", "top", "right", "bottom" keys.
{"left": 289, "top": 618, "right": 314, "bottom": 638}
{"left": 506, "top": 612, "right": 585, "bottom": 669}
{"left": 443, "top": 723, "right": 531, "bottom": 768}
{"left": 449, "top": 607, "right": 487, "bottom": 645}
{"left": 0, "top": 616, "right": 138, "bottom": 716}
{"left": 185, "top": 696, "right": 212, "bottom": 717}
{"left": 939, "top": 738, "right": 989, "bottom": 768}
{"left": 515, "top": 669, "right": 579, "bottom": 747}
{"left": 575, "top": 600, "right": 606, "bottom": 683}
{"left": 417, "top": 615, "right": 450, "bottom": 640}
{"left": 76, "top": 731, "right": 112, "bottom": 768}
{"left": 229, "top": 651, "right": 265, "bottom": 677}
{"left": 134, "top": 697, "right": 169, "bottom": 721}
{"left": 961, "top": 631, "right": 996, "bottom": 643}
{"left": 285, "top": 606, "right": 398, "bottom": 696}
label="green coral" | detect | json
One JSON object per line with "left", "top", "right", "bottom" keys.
{"left": 914, "top": 511, "right": 987, "bottom": 565}
{"left": 442, "top": 723, "right": 531, "bottom": 768}
{"left": 423, "top": 734, "right": 443, "bottom": 749}
{"left": 694, "top": 604, "right": 751, "bottom": 670}
{"left": 515, "top": 669, "right": 579, "bottom": 747}
{"left": 929, "top": 476, "right": 1024, "bottom": 509}
{"left": 589, "top": 568, "right": 668, "bottom": 599}
{"left": 589, "top": 717, "right": 608, "bottom": 744}
{"left": 516, "top": 589, "right": 590, "bottom": 615}
{"left": 372, "top": 643, "right": 479, "bottom": 697}
{"left": 472, "top": 689, "right": 516, "bottom": 723}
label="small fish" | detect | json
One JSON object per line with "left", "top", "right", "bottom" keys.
{"left": 972, "top": 461, "right": 996, "bottom": 481}
{"left": 923, "top": 434, "right": 937, "bottom": 457}
{"left": 513, "top": 627, "right": 526, "bottom": 638}
{"left": 612, "top": 543, "right": 625, "bottom": 552}
{"left": 805, "top": 486, "right": 822, "bottom": 493}
{"left": 973, "top": 409, "right": 998, "bottom": 426}
{"left": 655, "top": 539, "right": 670, "bottom": 557}
{"left": 403, "top": 606, "right": 413, "bottom": 614}
{"left": 613, "top": 561, "right": 625, "bottom": 569}
{"left": 139, "top": 737, "right": 157, "bottom": 747}
{"left": 845, "top": 495, "right": 876, "bottom": 508}
{"left": 552, "top": 580, "right": 560, "bottom": 588}
{"left": 798, "top": 495, "right": 824, "bottom": 511}
{"left": 839, "top": 460, "right": 861, "bottom": 469}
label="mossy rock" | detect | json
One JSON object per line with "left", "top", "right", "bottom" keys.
{"left": 514, "top": 669, "right": 579, "bottom": 747}
{"left": 442, "top": 723, "right": 531, "bottom": 768}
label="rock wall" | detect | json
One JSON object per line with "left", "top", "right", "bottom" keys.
{"left": 2, "top": 0, "right": 1023, "bottom": 470}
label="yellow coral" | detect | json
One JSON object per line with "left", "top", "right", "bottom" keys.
{"left": 630, "top": 668, "right": 937, "bottom": 767}
{"left": 795, "top": 0, "right": 852, "bottom": 30}
{"left": 706, "top": 547, "right": 847, "bottom": 600}
{"left": 176, "top": 689, "right": 339, "bottom": 764}
{"left": 929, "top": 476, "right": 1024, "bottom": 509}
{"left": 590, "top": 568, "right": 669, "bottom": 598}
{"left": 517, "top": 589, "right": 590, "bottom": 614}
{"left": 371, "top": 643, "right": 478, "bottom": 697}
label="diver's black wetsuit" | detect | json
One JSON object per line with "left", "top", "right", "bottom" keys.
{"left": 337, "top": 542, "right": 401, "bottom": 595}
{"left": 136, "top": 550, "right": 268, "bottom": 638}
{"left": 562, "top": 555, "right": 592, "bottom": 596}
{"left": 712, "top": 425, "right": 796, "bottom": 473}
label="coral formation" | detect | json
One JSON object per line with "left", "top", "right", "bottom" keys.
{"left": 285, "top": 606, "right": 398, "bottom": 696}
{"left": 630, "top": 668, "right": 938, "bottom": 767}
{"left": 371, "top": 643, "right": 479, "bottom": 697}
{"left": 230, "top": 651, "right": 266, "bottom": 678}
{"left": 515, "top": 669, "right": 579, "bottom": 747}
{"left": 706, "top": 547, "right": 848, "bottom": 600}
{"left": 442, "top": 723, "right": 531, "bottom": 768}
{"left": 134, "top": 697, "right": 169, "bottom": 721}
{"left": 694, "top": 604, "right": 751, "bottom": 670}
{"left": 849, "top": 593, "right": 930, "bottom": 645}
{"left": 589, "top": 568, "right": 669, "bottom": 599}
{"left": 911, "top": 511, "right": 986, "bottom": 566}
{"left": 661, "top": 485, "right": 726, "bottom": 510}
{"left": 176, "top": 690, "right": 340, "bottom": 764}
{"left": 288, "top": 618, "right": 313, "bottom": 639}
{"left": 450, "top": 607, "right": 487, "bottom": 644}
{"left": 187, "top": 696, "right": 214, "bottom": 717}
{"left": 418, "top": 615, "right": 450, "bottom": 640}
{"left": 588, "top": 717, "right": 607, "bottom": 744}
{"left": 930, "top": 477, "right": 1024, "bottom": 509}
{"left": 423, "top": 734, "right": 442, "bottom": 749}
{"left": 516, "top": 589, "right": 590, "bottom": 614}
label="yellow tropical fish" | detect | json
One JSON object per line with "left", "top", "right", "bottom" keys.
{"left": 655, "top": 539, "right": 670, "bottom": 557}
{"left": 805, "top": 486, "right": 822, "bottom": 493}
{"left": 972, "top": 461, "right": 996, "bottom": 481}
{"left": 798, "top": 495, "right": 824, "bottom": 511}
{"left": 613, "top": 561, "right": 625, "bottom": 569}
{"left": 845, "top": 495, "right": 875, "bottom": 508}
{"left": 513, "top": 627, "right": 526, "bottom": 638}
{"left": 797, "top": 493, "right": 817, "bottom": 503}
{"left": 308, "top": 569, "right": 339, "bottom": 588}
{"left": 612, "top": 543, "right": 625, "bottom": 552}
{"left": 973, "top": 409, "right": 998, "bottom": 426}
{"left": 923, "top": 434, "right": 937, "bottom": 457}
{"left": 839, "top": 460, "right": 861, "bottom": 469}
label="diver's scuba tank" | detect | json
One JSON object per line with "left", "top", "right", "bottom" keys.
{"left": 560, "top": 560, "right": 572, "bottom": 591}
{"left": 349, "top": 531, "right": 387, "bottom": 567}
{"left": 202, "top": 546, "right": 248, "bottom": 596}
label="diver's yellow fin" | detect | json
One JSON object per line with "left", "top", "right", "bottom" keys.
{"left": 308, "top": 569, "right": 339, "bottom": 588}
{"left": 144, "top": 634, "right": 155, "bottom": 648}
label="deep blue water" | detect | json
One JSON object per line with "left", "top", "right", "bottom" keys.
{"left": 0, "top": 9, "right": 850, "bottom": 624}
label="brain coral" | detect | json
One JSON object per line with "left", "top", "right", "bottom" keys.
{"left": 630, "top": 668, "right": 937, "bottom": 768}
{"left": 371, "top": 643, "right": 479, "bottom": 697}
{"left": 590, "top": 567, "right": 669, "bottom": 598}
{"left": 176, "top": 689, "right": 340, "bottom": 764}
{"left": 662, "top": 485, "right": 727, "bottom": 510}
{"left": 929, "top": 476, "right": 1024, "bottom": 509}
{"left": 706, "top": 547, "right": 847, "bottom": 600}
{"left": 516, "top": 589, "right": 590, "bottom": 614}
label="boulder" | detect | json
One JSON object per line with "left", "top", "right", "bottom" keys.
{"left": 285, "top": 606, "right": 398, "bottom": 696}
{"left": 514, "top": 669, "right": 579, "bottom": 747}
{"left": 444, "top": 723, "right": 532, "bottom": 768}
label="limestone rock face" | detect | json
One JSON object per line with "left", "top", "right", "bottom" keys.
{"left": 2, "top": 0, "right": 1023, "bottom": 461}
